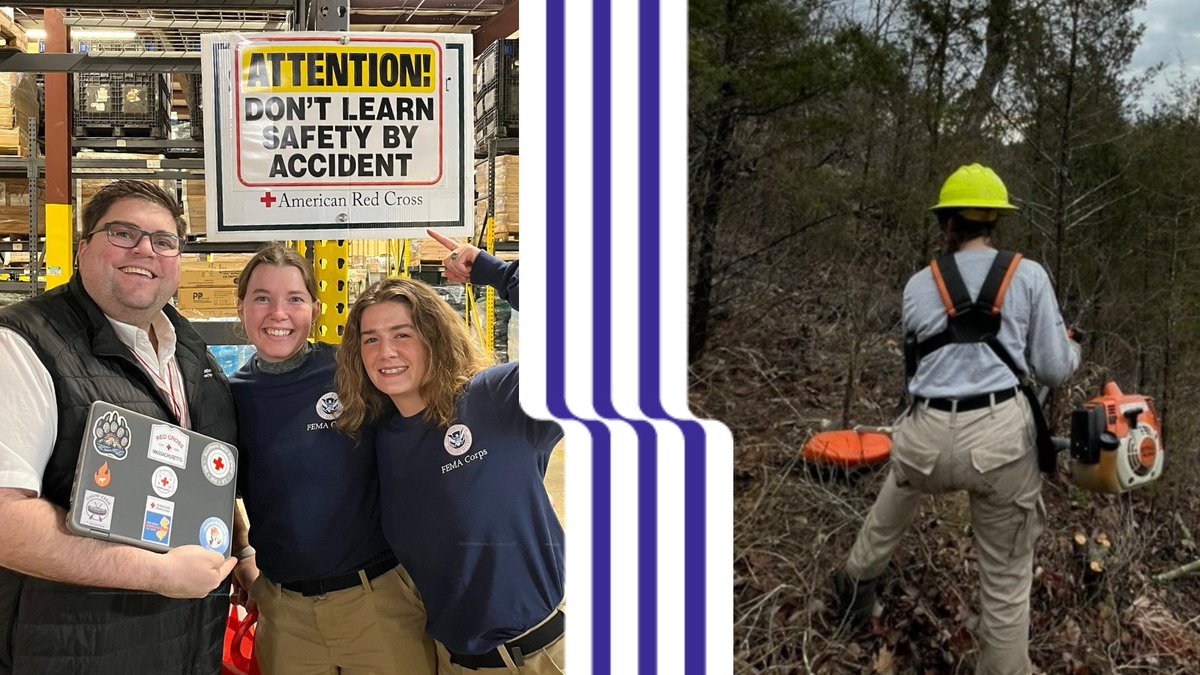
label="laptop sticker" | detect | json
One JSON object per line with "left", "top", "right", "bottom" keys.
{"left": 80, "top": 490, "right": 114, "bottom": 531}
{"left": 93, "top": 461, "right": 111, "bottom": 488}
{"left": 147, "top": 424, "right": 189, "bottom": 469}
{"left": 200, "top": 517, "right": 230, "bottom": 555}
{"left": 141, "top": 496, "right": 174, "bottom": 546}
{"left": 93, "top": 410, "right": 131, "bottom": 461}
{"left": 200, "top": 443, "right": 235, "bottom": 486}
{"left": 151, "top": 465, "right": 178, "bottom": 498}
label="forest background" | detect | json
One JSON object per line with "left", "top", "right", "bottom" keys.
{"left": 689, "top": 0, "right": 1200, "bottom": 672}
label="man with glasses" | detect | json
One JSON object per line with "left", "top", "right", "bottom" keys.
{"left": 0, "top": 181, "right": 239, "bottom": 673}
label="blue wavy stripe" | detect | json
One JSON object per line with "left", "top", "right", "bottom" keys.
{"left": 548, "top": 1, "right": 618, "bottom": 673}
{"left": 591, "top": 1, "right": 618, "bottom": 673}
{"left": 635, "top": 2, "right": 708, "bottom": 673}
{"left": 590, "top": 421, "right": 613, "bottom": 675}
{"left": 546, "top": 0, "right": 566, "bottom": 415}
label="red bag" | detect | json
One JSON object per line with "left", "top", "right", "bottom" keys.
{"left": 221, "top": 605, "right": 260, "bottom": 675}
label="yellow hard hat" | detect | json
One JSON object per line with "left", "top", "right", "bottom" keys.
{"left": 930, "top": 163, "right": 1018, "bottom": 211}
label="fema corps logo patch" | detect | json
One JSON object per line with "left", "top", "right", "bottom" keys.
{"left": 315, "top": 391, "right": 342, "bottom": 421}
{"left": 444, "top": 424, "right": 472, "bottom": 456}
{"left": 93, "top": 410, "right": 132, "bottom": 460}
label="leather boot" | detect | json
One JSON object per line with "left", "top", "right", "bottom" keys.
{"left": 832, "top": 570, "right": 876, "bottom": 631}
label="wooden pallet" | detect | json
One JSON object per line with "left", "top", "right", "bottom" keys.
{"left": 0, "top": 13, "right": 27, "bottom": 51}
{"left": 74, "top": 124, "right": 167, "bottom": 140}
{"left": 0, "top": 126, "right": 28, "bottom": 156}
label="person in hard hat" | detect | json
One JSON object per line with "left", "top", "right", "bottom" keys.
{"left": 833, "top": 163, "right": 1080, "bottom": 674}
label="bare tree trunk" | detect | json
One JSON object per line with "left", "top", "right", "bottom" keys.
{"left": 1051, "top": 0, "right": 1080, "bottom": 299}
{"left": 961, "top": 0, "right": 1014, "bottom": 136}
{"left": 1160, "top": 226, "right": 1178, "bottom": 444}
{"left": 689, "top": 110, "right": 735, "bottom": 362}
{"left": 840, "top": 329, "right": 862, "bottom": 430}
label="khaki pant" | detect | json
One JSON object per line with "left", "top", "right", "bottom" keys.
{"left": 250, "top": 565, "right": 436, "bottom": 675}
{"left": 844, "top": 396, "right": 1045, "bottom": 675}
{"left": 435, "top": 606, "right": 565, "bottom": 675}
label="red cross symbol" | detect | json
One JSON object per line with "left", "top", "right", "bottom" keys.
{"left": 212, "top": 456, "right": 225, "bottom": 472}
{"left": 260, "top": 192, "right": 277, "bottom": 208}
{"left": 160, "top": 476, "right": 170, "bottom": 487}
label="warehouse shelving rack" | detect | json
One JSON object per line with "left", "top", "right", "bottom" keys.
{"left": 0, "top": 0, "right": 519, "bottom": 353}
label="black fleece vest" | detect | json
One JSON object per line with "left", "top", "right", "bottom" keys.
{"left": 0, "top": 276, "right": 236, "bottom": 675}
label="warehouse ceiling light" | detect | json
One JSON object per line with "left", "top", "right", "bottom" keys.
{"left": 26, "top": 28, "right": 138, "bottom": 40}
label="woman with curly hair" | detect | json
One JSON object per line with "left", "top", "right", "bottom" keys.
{"left": 336, "top": 273, "right": 565, "bottom": 675}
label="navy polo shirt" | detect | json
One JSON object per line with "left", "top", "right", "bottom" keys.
{"left": 230, "top": 343, "right": 392, "bottom": 583}
{"left": 376, "top": 362, "right": 564, "bottom": 654}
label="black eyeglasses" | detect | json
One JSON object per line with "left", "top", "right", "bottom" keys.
{"left": 90, "top": 222, "right": 185, "bottom": 257}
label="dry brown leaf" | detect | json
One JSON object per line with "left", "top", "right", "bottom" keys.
{"left": 872, "top": 646, "right": 896, "bottom": 674}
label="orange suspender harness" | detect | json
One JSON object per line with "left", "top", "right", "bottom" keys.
{"left": 904, "top": 251, "right": 1058, "bottom": 472}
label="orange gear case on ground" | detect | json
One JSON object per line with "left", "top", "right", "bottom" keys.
{"left": 803, "top": 429, "right": 892, "bottom": 469}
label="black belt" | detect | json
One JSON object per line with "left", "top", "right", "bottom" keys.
{"left": 448, "top": 609, "right": 565, "bottom": 670}
{"left": 280, "top": 555, "right": 397, "bottom": 597}
{"left": 915, "top": 387, "right": 1017, "bottom": 413}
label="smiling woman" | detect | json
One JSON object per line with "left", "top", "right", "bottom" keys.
{"left": 335, "top": 277, "right": 566, "bottom": 674}
{"left": 226, "top": 243, "right": 437, "bottom": 674}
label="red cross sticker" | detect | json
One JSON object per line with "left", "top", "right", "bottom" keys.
{"left": 212, "top": 456, "right": 225, "bottom": 472}
{"left": 260, "top": 192, "right": 277, "bottom": 208}
{"left": 160, "top": 476, "right": 170, "bottom": 487}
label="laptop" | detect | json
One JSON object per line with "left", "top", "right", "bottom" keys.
{"left": 66, "top": 401, "right": 239, "bottom": 556}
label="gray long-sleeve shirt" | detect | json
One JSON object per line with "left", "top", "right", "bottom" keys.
{"left": 904, "top": 248, "right": 1080, "bottom": 399}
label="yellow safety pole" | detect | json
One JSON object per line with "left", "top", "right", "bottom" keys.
{"left": 483, "top": 215, "right": 495, "bottom": 354}
{"left": 43, "top": 204, "right": 72, "bottom": 289}
{"left": 313, "top": 240, "right": 349, "bottom": 344}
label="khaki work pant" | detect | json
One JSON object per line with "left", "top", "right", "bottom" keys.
{"left": 845, "top": 396, "right": 1045, "bottom": 675}
{"left": 435, "top": 605, "right": 566, "bottom": 675}
{"left": 250, "top": 565, "right": 437, "bottom": 675}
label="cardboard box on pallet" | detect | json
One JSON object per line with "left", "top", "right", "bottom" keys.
{"left": 184, "top": 180, "right": 206, "bottom": 236}
{"left": 0, "top": 72, "right": 38, "bottom": 156}
{"left": 180, "top": 254, "right": 249, "bottom": 288}
{"left": 411, "top": 237, "right": 466, "bottom": 264}
{"left": 0, "top": 178, "right": 45, "bottom": 236}
{"left": 75, "top": 161, "right": 175, "bottom": 227}
{"left": 176, "top": 286, "right": 238, "bottom": 310}
{"left": 474, "top": 155, "right": 519, "bottom": 194}
{"left": 175, "top": 307, "right": 239, "bottom": 321}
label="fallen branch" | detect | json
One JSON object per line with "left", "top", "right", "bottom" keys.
{"left": 1175, "top": 511, "right": 1194, "bottom": 546}
{"left": 1153, "top": 558, "right": 1200, "bottom": 583}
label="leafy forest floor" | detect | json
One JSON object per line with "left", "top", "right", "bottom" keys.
{"left": 694, "top": 302, "right": 1200, "bottom": 674}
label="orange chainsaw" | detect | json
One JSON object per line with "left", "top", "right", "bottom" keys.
{"left": 1065, "top": 381, "right": 1164, "bottom": 494}
{"left": 803, "top": 381, "right": 1164, "bottom": 494}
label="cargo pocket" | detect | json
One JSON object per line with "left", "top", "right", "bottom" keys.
{"left": 1018, "top": 394, "right": 1037, "bottom": 452}
{"left": 248, "top": 573, "right": 270, "bottom": 616}
{"left": 1010, "top": 495, "right": 1046, "bottom": 559}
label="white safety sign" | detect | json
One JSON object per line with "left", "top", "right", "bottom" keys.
{"left": 201, "top": 32, "right": 474, "bottom": 240}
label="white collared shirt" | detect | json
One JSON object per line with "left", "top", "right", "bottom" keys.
{"left": 105, "top": 313, "right": 191, "bottom": 429}
{"left": 0, "top": 312, "right": 189, "bottom": 496}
